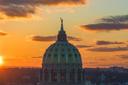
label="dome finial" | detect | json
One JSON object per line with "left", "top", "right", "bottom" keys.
{"left": 57, "top": 18, "right": 67, "bottom": 42}
{"left": 60, "top": 17, "right": 64, "bottom": 31}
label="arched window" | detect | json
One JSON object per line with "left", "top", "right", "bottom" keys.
{"left": 61, "top": 54, "right": 66, "bottom": 63}
{"left": 53, "top": 54, "right": 58, "bottom": 63}
{"left": 48, "top": 54, "right": 51, "bottom": 57}
{"left": 44, "top": 69, "right": 49, "bottom": 81}
{"left": 55, "top": 48, "right": 58, "bottom": 51}
{"left": 61, "top": 48, "right": 65, "bottom": 52}
{"left": 82, "top": 70, "right": 85, "bottom": 81}
{"left": 60, "top": 69, "right": 66, "bottom": 82}
{"left": 77, "top": 69, "right": 81, "bottom": 82}
{"left": 70, "top": 69, "right": 75, "bottom": 82}
{"left": 51, "top": 69, "right": 57, "bottom": 82}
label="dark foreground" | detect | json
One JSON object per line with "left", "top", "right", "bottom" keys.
{"left": 0, "top": 67, "right": 128, "bottom": 85}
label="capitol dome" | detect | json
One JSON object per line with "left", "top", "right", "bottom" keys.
{"left": 39, "top": 18, "right": 85, "bottom": 85}
{"left": 43, "top": 18, "right": 82, "bottom": 68}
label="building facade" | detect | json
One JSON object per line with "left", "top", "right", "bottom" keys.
{"left": 38, "top": 19, "right": 85, "bottom": 85}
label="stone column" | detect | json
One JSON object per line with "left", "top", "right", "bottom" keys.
{"left": 57, "top": 70, "right": 60, "bottom": 83}
{"left": 49, "top": 70, "right": 51, "bottom": 83}
{"left": 82, "top": 69, "right": 85, "bottom": 81}
{"left": 80, "top": 69, "right": 84, "bottom": 84}
{"left": 75, "top": 70, "right": 78, "bottom": 83}
{"left": 66, "top": 70, "right": 70, "bottom": 83}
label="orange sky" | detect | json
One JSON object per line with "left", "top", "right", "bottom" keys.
{"left": 0, "top": 0, "right": 128, "bottom": 68}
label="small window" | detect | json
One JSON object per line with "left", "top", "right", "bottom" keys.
{"left": 61, "top": 54, "right": 65, "bottom": 57}
{"left": 73, "top": 48, "right": 76, "bottom": 51}
{"left": 68, "top": 48, "right": 71, "bottom": 52}
{"left": 75, "top": 54, "right": 77, "bottom": 57}
{"left": 68, "top": 54, "right": 72, "bottom": 57}
{"left": 61, "top": 48, "right": 65, "bottom": 51}
{"left": 54, "top": 54, "right": 58, "bottom": 57}
{"left": 61, "top": 44, "right": 64, "bottom": 46}
{"left": 48, "top": 54, "right": 51, "bottom": 57}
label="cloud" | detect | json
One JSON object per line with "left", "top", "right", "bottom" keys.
{"left": 100, "top": 15, "right": 128, "bottom": 23}
{"left": 32, "top": 56, "right": 41, "bottom": 58}
{"left": 0, "top": 31, "right": 7, "bottom": 36}
{"left": 88, "top": 46, "right": 128, "bottom": 52}
{"left": 67, "top": 36, "right": 81, "bottom": 41}
{"left": 76, "top": 45, "right": 93, "bottom": 48}
{"left": 0, "top": 4, "right": 36, "bottom": 18}
{"left": 96, "top": 40, "right": 125, "bottom": 45}
{"left": 83, "top": 23, "right": 128, "bottom": 31}
{"left": 0, "top": 0, "right": 85, "bottom": 5}
{"left": 0, "top": 0, "right": 86, "bottom": 18}
{"left": 117, "top": 55, "right": 128, "bottom": 59}
{"left": 81, "top": 15, "right": 128, "bottom": 31}
{"left": 32, "top": 36, "right": 56, "bottom": 42}
{"left": 32, "top": 35, "right": 81, "bottom": 42}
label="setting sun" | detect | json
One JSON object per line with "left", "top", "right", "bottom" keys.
{"left": 0, "top": 56, "right": 4, "bottom": 65}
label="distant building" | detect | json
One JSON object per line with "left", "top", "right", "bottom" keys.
{"left": 38, "top": 18, "right": 85, "bottom": 85}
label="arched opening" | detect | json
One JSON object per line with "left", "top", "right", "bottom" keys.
{"left": 77, "top": 69, "right": 82, "bottom": 82}
{"left": 70, "top": 69, "right": 75, "bottom": 82}
{"left": 51, "top": 69, "right": 57, "bottom": 82}
{"left": 44, "top": 69, "right": 49, "bottom": 82}
{"left": 82, "top": 69, "right": 85, "bottom": 81}
{"left": 60, "top": 69, "right": 66, "bottom": 82}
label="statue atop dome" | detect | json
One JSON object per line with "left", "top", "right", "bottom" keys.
{"left": 60, "top": 17, "right": 64, "bottom": 31}
{"left": 57, "top": 18, "right": 67, "bottom": 42}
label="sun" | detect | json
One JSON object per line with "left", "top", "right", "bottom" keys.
{"left": 0, "top": 56, "right": 4, "bottom": 65}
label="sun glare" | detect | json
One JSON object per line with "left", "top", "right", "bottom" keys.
{"left": 0, "top": 56, "right": 4, "bottom": 65}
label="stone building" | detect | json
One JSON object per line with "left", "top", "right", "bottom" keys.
{"left": 38, "top": 18, "right": 85, "bottom": 85}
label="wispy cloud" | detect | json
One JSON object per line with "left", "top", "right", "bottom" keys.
{"left": 96, "top": 40, "right": 125, "bottom": 45}
{"left": 0, "top": 0, "right": 86, "bottom": 19}
{"left": 117, "top": 55, "right": 128, "bottom": 59}
{"left": 32, "top": 36, "right": 56, "bottom": 42}
{"left": 88, "top": 46, "right": 128, "bottom": 52}
{"left": 76, "top": 45, "right": 93, "bottom": 48}
{"left": 100, "top": 15, "right": 128, "bottom": 23}
{"left": 31, "top": 35, "right": 81, "bottom": 42}
{"left": 68, "top": 36, "right": 81, "bottom": 41}
{"left": 81, "top": 15, "right": 128, "bottom": 31}
{"left": 0, "top": 31, "right": 7, "bottom": 36}
{"left": 32, "top": 56, "right": 42, "bottom": 59}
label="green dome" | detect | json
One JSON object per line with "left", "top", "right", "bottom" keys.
{"left": 43, "top": 41, "right": 82, "bottom": 65}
